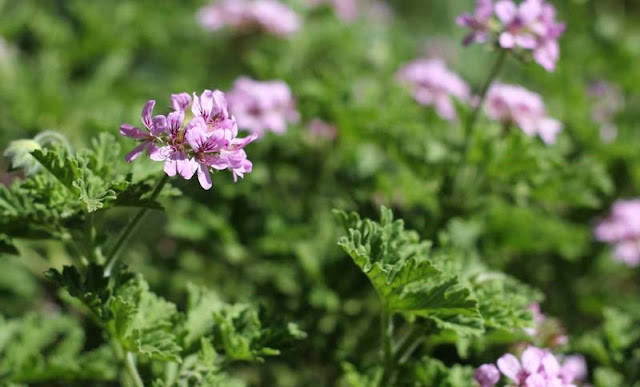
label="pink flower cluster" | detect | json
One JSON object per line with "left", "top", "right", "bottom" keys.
{"left": 486, "top": 83, "right": 562, "bottom": 144}
{"left": 120, "top": 91, "right": 257, "bottom": 190}
{"left": 198, "top": 0, "right": 300, "bottom": 38}
{"left": 588, "top": 81, "right": 624, "bottom": 143}
{"left": 475, "top": 347, "right": 587, "bottom": 387}
{"left": 594, "top": 199, "right": 640, "bottom": 267}
{"left": 458, "top": 0, "right": 566, "bottom": 71}
{"left": 227, "top": 77, "right": 300, "bottom": 137}
{"left": 395, "top": 58, "right": 470, "bottom": 121}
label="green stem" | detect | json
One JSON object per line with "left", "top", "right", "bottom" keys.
{"left": 392, "top": 326, "right": 423, "bottom": 365}
{"left": 125, "top": 352, "right": 145, "bottom": 387}
{"left": 461, "top": 49, "right": 508, "bottom": 161}
{"left": 103, "top": 174, "right": 169, "bottom": 277}
{"left": 378, "top": 308, "right": 394, "bottom": 387}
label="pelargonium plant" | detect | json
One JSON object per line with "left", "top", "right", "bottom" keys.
{"left": 227, "top": 77, "right": 300, "bottom": 137}
{"left": 458, "top": 0, "right": 566, "bottom": 71}
{"left": 594, "top": 199, "right": 640, "bottom": 266}
{"left": 120, "top": 90, "right": 257, "bottom": 190}
{"left": 396, "top": 58, "right": 470, "bottom": 121}
{"left": 198, "top": 0, "right": 300, "bottom": 37}
{"left": 485, "top": 83, "right": 562, "bottom": 144}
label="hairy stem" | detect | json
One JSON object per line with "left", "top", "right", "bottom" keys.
{"left": 378, "top": 308, "right": 394, "bottom": 387}
{"left": 125, "top": 352, "right": 145, "bottom": 387}
{"left": 461, "top": 49, "right": 508, "bottom": 161}
{"left": 104, "top": 174, "right": 169, "bottom": 276}
{"left": 393, "top": 326, "right": 424, "bottom": 365}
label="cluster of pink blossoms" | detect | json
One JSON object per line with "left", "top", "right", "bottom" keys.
{"left": 198, "top": 0, "right": 300, "bottom": 38}
{"left": 486, "top": 83, "right": 562, "bottom": 144}
{"left": 227, "top": 77, "right": 300, "bottom": 137}
{"left": 475, "top": 347, "right": 587, "bottom": 387}
{"left": 587, "top": 81, "right": 624, "bottom": 143}
{"left": 120, "top": 91, "right": 257, "bottom": 190}
{"left": 594, "top": 199, "right": 640, "bottom": 267}
{"left": 395, "top": 58, "right": 470, "bottom": 121}
{"left": 457, "top": 0, "right": 566, "bottom": 71}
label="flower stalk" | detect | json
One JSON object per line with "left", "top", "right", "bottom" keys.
{"left": 103, "top": 174, "right": 170, "bottom": 277}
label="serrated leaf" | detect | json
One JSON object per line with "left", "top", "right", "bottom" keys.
{"left": 336, "top": 207, "right": 483, "bottom": 336}
{"left": 108, "top": 275, "right": 182, "bottom": 362}
{"left": 0, "top": 313, "right": 116, "bottom": 384}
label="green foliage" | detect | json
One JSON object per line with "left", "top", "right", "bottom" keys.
{"left": 0, "top": 313, "right": 116, "bottom": 384}
{"left": 576, "top": 308, "right": 640, "bottom": 385}
{"left": 336, "top": 207, "right": 537, "bottom": 337}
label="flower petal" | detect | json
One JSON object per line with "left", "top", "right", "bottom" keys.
{"left": 197, "top": 162, "right": 212, "bottom": 190}
{"left": 495, "top": 0, "right": 517, "bottom": 23}
{"left": 497, "top": 353, "right": 522, "bottom": 383}
{"left": 141, "top": 100, "right": 156, "bottom": 130}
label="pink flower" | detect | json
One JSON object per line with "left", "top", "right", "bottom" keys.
{"left": 594, "top": 199, "right": 640, "bottom": 266}
{"left": 171, "top": 93, "right": 191, "bottom": 112}
{"left": 559, "top": 355, "right": 587, "bottom": 384}
{"left": 198, "top": 0, "right": 300, "bottom": 38}
{"left": 457, "top": 0, "right": 565, "bottom": 71}
{"left": 474, "top": 364, "right": 500, "bottom": 387}
{"left": 119, "top": 91, "right": 257, "bottom": 190}
{"left": 154, "top": 111, "right": 197, "bottom": 180}
{"left": 481, "top": 347, "right": 587, "bottom": 387}
{"left": 486, "top": 83, "right": 562, "bottom": 144}
{"left": 227, "top": 77, "right": 300, "bottom": 137}
{"left": 495, "top": 0, "right": 543, "bottom": 49}
{"left": 396, "top": 58, "right": 470, "bottom": 121}
{"left": 308, "top": 119, "right": 338, "bottom": 141}
{"left": 192, "top": 89, "right": 236, "bottom": 133}
{"left": 457, "top": 0, "right": 494, "bottom": 45}
{"left": 120, "top": 100, "right": 167, "bottom": 162}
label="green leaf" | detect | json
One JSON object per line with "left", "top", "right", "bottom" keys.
{"left": 46, "top": 264, "right": 111, "bottom": 317}
{"left": 336, "top": 207, "right": 483, "bottom": 336}
{"left": 212, "top": 304, "right": 281, "bottom": 362}
{"left": 0, "top": 313, "right": 116, "bottom": 384}
{"left": 108, "top": 275, "right": 182, "bottom": 362}
{"left": 402, "top": 356, "right": 474, "bottom": 387}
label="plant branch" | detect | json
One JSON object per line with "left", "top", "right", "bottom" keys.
{"left": 104, "top": 174, "right": 169, "bottom": 277}
{"left": 461, "top": 49, "right": 508, "bottom": 161}
{"left": 378, "top": 308, "right": 394, "bottom": 387}
{"left": 125, "top": 352, "right": 145, "bottom": 387}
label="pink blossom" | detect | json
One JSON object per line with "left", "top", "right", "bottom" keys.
{"left": 487, "top": 346, "right": 587, "bottom": 386}
{"left": 486, "top": 83, "right": 562, "bottom": 144}
{"left": 154, "top": 111, "right": 197, "bottom": 180}
{"left": 396, "top": 58, "right": 470, "bottom": 121}
{"left": 588, "top": 81, "right": 624, "bottom": 143}
{"left": 457, "top": 0, "right": 565, "bottom": 71}
{"left": 198, "top": 0, "right": 300, "bottom": 38}
{"left": 559, "top": 356, "right": 587, "bottom": 384}
{"left": 120, "top": 91, "right": 257, "bottom": 190}
{"left": 192, "top": 89, "right": 236, "bottom": 133}
{"left": 308, "top": 119, "right": 338, "bottom": 141}
{"left": 120, "top": 100, "right": 167, "bottom": 162}
{"left": 457, "top": 0, "right": 494, "bottom": 45}
{"left": 171, "top": 93, "right": 191, "bottom": 112}
{"left": 227, "top": 77, "right": 300, "bottom": 137}
{"left": 594, "top": 199, "right": 640, "bottom": 266}
{"left": 474, "top": 364, "right": 500, "bottom": 387}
